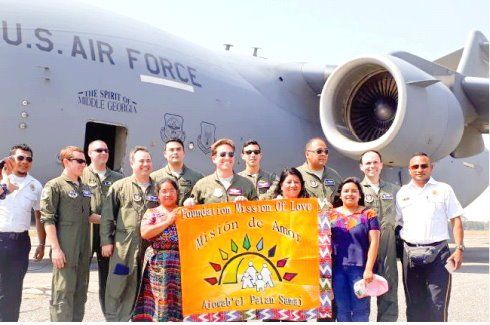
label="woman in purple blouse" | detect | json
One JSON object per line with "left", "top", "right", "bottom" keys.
{"left": 328, "top": 177, "right": 380, "bottom": 322}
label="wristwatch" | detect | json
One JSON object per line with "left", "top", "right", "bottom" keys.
{"left": 455, "top": 244, "right": 465, "bottom": 251}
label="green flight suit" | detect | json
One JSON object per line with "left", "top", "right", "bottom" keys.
{"left": 100, "top": 176, "right": 159, "bottom": 321}
{"left": 238, "top": 169, "right": 278, "bottom": 200}
{"left": 81, "top": 166, "right": 123, "bottom": 314}
{"left": 296, "top": 163, "right": 342, "bottom": 201}
{"left": 361, "top": 178, "right": 400, "bottom": 322}
{"left": 190, "top": 173, "right": 258, "bottom": 203}
{"left": 150, "top": 164, "right": 203, "bottom": 206}
{"left": 40, "top": 174, "right": 92, "bottom": 322}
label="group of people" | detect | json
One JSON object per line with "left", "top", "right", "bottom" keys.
{"left": 0, "top": 136, "right": 464, "bottom": 322}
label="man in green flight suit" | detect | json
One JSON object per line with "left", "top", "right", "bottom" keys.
{"left": 81, "top": 140, "right": 123, "bottom": 314}
{"left": 151, "top": 138, "right": 203, "bottom": 206}
{"left": 41, "top": 146, "right": 95, "bottom": 321}
{"left": 297, "top": 137, "right": 342, "bottom": 322}
{"left": 184, "top": 138, "right": 258, "bottom": 205}
{"left": 360, "top": 150, "right": 400, "bottom": 321}
{"left": 238, "top": 139, "right": 277, "bottom": 200}
{"left": 100, "top": 146, "right": 159, "bottom": 321}
{"left": 297, "top": 137, "right": 342, "bottom": 204}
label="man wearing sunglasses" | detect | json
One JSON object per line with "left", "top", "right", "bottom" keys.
{"left": 151, "top": 138, "right": 203, "bottom": 206}
{"left": 238, "top": 140, "right": 277, "bottom": 200}
{"left": 81, "top": 140, "right": 123, "bottom": 315}
{"left": 0, "top": 144, "right": 45, "bottom": 321}
{"left": 297, "top": 137, "right": 342, "bottom": 205}
{"left": 359, "top": 150, "right": 400, "bottom": 321}
{"left": 297, "top": 138, "right": 342, "bottom": 321}
{"left": 184, "top": 138, "right": 257, "bottom": 205}
{"left": 396, "top": 152, "right": 464, "bottom": 322}
{"left": 41, "top": 146, "right": 94, "bottom": 321}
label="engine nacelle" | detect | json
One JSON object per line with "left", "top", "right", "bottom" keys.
{"left": 320, "top": 55, "right": 464, "bottom": 167}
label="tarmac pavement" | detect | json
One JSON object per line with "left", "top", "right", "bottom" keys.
{"left": 18, "top": 230, "right": 489, "bottom": 322}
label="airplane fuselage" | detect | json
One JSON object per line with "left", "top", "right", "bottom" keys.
{"left": 1, "top": 0, "right": 487, "bottom": 207}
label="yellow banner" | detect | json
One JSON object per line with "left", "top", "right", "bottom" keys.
{"left": 176, "top": 198, "right": 320, "bottom": 316}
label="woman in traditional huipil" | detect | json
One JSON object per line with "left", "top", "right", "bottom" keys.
{"left": 132, "top": 178, "right": 182, "bottom": 321}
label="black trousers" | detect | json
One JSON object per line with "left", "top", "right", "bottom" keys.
{"left": 92, "top": 224, "right": 110, "bottom": 315}
{"left": 0, "top": 231, "right": 31, "bottom": 321}
{"left": 402, "top": 242, "right": 451, "bottom": 322}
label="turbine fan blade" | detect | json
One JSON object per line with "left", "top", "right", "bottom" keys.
{"left": 349, "top": 72, "right": 398, "bottom": 141}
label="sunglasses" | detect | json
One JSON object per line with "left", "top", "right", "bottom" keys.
{"left": 244, "top": 150, "right": 261, "bottom": 155}
{"left": 308, "top": 148, "right": 329, "bottom": 155}
{"left": 68, "top": 158, "right": 87, "bottom": 165}
{"left": 16, "top": 155, "right": 33, "bottom": 162}
{"left": 218, "top": 151, "right": 235, "bottom": 158}
{"left": 93, "top": 148, "right": 109, "bottom": 153}
{"left": 409, "top": 164, "right": 430, "bottom": 170}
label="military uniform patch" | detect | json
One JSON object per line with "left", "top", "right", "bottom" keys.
{"left": 68, "top": 190, "right": 78, "bottom": 198}
{"left": 257, "top": 180, "right": 270, "bottom": 189}
{"left": 102, "top": 180, "right": 112, "bottom": 187}
{"left": 365, "top": 194, "right": 374, "bottom": 203}
{"left": 133, "top": 193, "right": 142, "bottom": 202}
{"left": 82, "top": 190, "right": 92, "bottom": 197}
{"left": 146, "top": 195, "right": 158, "bottom": 202}
{"left": 324, "top": 179, "right": 335, "bottom": 186}
{"left": 228, "top": 188, "right": 242, "bottom": 196}
{"left": 213, "top": 188, "right": 224, "bottom": 197}
{"left": 310, "top": 180, "right": 319, "bottom": 188}
{"left": 380, "top": 193, "right": 393, "bottom": 200}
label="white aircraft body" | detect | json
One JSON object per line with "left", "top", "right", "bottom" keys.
{"left": 0, "top": 0, "right": 488, "bottom": 206}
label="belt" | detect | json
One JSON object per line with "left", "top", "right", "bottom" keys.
{"left": 405, "top": 240, "right": 446, "bottom": 247}
{"left": 0, "top": 231, "right": 29, "bottom": 240}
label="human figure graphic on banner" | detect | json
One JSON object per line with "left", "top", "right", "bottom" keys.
{"left": 255, "top": 274, "right": 266, "bottom": 292}
{"left": 241, "top": 274, "right": 254, "bottom": 289}
{"left": 260, "top": 264, "right": 274, "bottom": 288}
{"left": 244, "top": 262, "right": 258, "bottom": 285}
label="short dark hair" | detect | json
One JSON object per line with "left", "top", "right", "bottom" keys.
{"left": 274, "top": 167, "right": 309, "bottom": 198}
{"left": 10, "top": 144, "right": 33, "bottom": 157}
{"left": 241, "top": 140, "right": 261, "bottom": 153}
{"left": 165, "top": 138, "right": 184, "bottom": 151}
{"left": 411, "top": 152, "right": 430, "bottom": 160}
{"left": 359, "top": 150, "right": 382, "bottom": 164}
{"left": 129, "top": 146, "right": 150, "bottom": 163}
{"left": 155, "top": 177, "right": 180, "bottom": 204}
{"left": 331, "top": 177, "right": 365, "bottom": 208}
{"left": 305, "top": 137, "right": 327, "bottom": 151}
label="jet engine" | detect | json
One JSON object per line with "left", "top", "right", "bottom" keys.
{"left": 319, "top": 55, "right": 465, "bottom": 166}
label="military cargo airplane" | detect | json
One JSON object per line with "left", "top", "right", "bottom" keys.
{"left": 0, "top": 0, "right": 488, "bottom": 206}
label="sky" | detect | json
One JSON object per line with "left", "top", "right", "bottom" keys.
{"left": 79, "top": 0, "right": 489, "bottom": 220}
{"left": 79, "top": 0, "right": 489, "bottom": 64}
